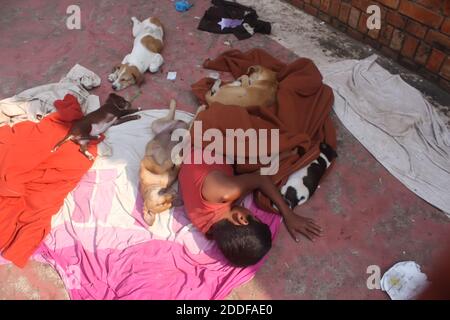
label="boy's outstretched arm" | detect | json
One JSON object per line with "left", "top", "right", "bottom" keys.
{"left": 203, "top": 171, "right": 323, "bottom": 242}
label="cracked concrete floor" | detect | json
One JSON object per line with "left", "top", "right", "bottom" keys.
{"left": 0, "top": 0, "right": 449, "bottom": 300}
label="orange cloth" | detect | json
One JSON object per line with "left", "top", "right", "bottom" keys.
{"left": 0, "top": 94, "right": 98, "bottom": 267}
{"left": 179, "top": 148, "right": 233, "bottom": 234}
{"left": 191, "top": 49, "right": 336, "bottom": 212}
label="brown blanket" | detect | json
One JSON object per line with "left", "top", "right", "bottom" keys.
{"left": 191, "top": 49, "right": 336, "bottom": 212}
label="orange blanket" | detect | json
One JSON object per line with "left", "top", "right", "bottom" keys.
{"left": 191, "top": 49, "right": 336, "bottom": 212}
{"left": 0, "top": 94, "right": 98, "bottom": 267}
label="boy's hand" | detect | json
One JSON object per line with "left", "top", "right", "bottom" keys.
{"left": 283, "top": 212, "right": 322, "bottom": 242}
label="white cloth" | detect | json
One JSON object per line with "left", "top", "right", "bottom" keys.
{"left": 321, "top": 55, "right": 450, "bottom": 216}
{"left": 381, "top": 261, "right": 429, "bottom": 300}
{"left": 0, "top": 64, "right": 101, "bottom": 126}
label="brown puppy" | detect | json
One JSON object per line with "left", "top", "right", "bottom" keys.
{"left": 52, "top": 93, "right": 141, "bottom": 160}
{"left": 205, "top": 65, "right": 278, "bottom": 108}
{"left": 139, "top": 102, "right": 206, "bottom": 226}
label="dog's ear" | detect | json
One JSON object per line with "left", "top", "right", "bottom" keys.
{"left": 112, "top": 63, "right": 121, "bottom": 73}
{"left": 247, "top": 65, "right": 260, "bottom": 75}
{"left": 129, "top": 67, "right": 145, "bottom": 86}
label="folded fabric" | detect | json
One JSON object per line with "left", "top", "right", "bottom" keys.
{"left": 0, "top": 94, "right": 98, "bottom": 267}
{"left": 198, "top": 0, "right": 271, "bottom": 40}
{"left": 0, "top": 64, "right": 101, "bottom": 127}
{"left": 320, "top": 55, "right": 450, "bottom": 215}
{"left": 191, "top": 49, "right": 336, "bottom": 212}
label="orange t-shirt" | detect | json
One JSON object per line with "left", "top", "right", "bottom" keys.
{"left": 178, "top": 149, "right": 233, "bottom": 234}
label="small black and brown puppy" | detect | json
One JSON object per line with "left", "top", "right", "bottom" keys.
{"left": 52, "top": 93, "right": 141, "bottom": 160}
{"left": 281, "top": 143, "right": 337, "bottom": 208}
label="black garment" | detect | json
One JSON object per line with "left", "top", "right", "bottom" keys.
{"left": 197, "top": 0, "right": 271, "bottom": 40}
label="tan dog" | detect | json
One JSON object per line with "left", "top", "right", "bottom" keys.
{"left": 108, "top": 17, "right": 164, "bottom": 91}
{"left": 205, "top": 65, "right": 278, "bottom": 108}
{"left": 139, "top": 101, "right": 206, "bottom": 226}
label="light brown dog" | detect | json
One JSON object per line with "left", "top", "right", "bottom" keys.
{"left": 205, "top": 65, "right": 278, "bottom": 108}
{"left": 139, "top": 101, "right": 206, "bottom": 226}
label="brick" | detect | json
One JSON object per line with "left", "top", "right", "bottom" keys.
{"left": 290, "top": 0, "right": 304, "bottom": 9}
{"left": 348, "top": 7, "right": 361, "bottom": 29}
{"left": 414, "top": 42, "right": 432, "bottom": 65}
{"left": 401, "top": 35, "right": 419, "bottom": 58}
{"left": 320, "top": 0, "right": 331, "bottom": 12}
{"left": 445, "top": 2, "right": 450, "bottom": 16}
{"left": 318, "top": 11, "right": 331, "bottom": 23}
{"left": 380, "top": 24, "right": 394, "bottom": 46}
{"left": 440, "top": 57, "right": 450, "bottom": 81}
{"left": 426, "top": 49, "right": 445, "bottom": 72}
{"left": 390, "top": 29, "right": 405, "bottom": 51}
{"left": 312, "top": 0, "right": 321, "bottom": 8}
{"left": 415, "top": 0, "right": 444, "bottom": 12}
{"left": 425, "top": 30, "right": 450, "bottom": 51}
{"left": 442, "top": 18, "right": 450, "bottom": 36}
{"left": 358, "top": 13, "right": 369, "bottom": 33}
{"left": 348, "top": 28, "right": 364, "bottom": 41}
{"left": 351, "top": 0, "right": 371, "bottom": 11}
{"left": 377, "top": 0, "right": 399, "bottom": 9}
{"left": 339, "top": 3, "right": 351, "bottom": 23}
{"left": 405, "top": 20, "right": 427, "bottom": 39}
{"left": 368, "top": 27, "right": 380, "bottom": 39}
{"left": 329, "top": 0, "right": 340, "bottom": 17}
{"left": 398, "top": 0, "right": 444, "bottom": 29}
{"left": 386, "top": 10, "right": 407, "bottom": 28}
{"left": 304, "top": 4, "right": 319, "bottom": 16}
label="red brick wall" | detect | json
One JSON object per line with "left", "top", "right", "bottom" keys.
{"left": 287, "top": 0, "right": 450, "bottom": 90}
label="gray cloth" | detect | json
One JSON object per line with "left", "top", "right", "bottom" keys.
{"left": 0, "top": 64, "right": 101, "bottom": 126}
{"left": 321, "top": 55, "right": 450, "bottom": 216}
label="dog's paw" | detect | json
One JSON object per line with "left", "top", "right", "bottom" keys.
{"left": 83, "top": 151, "right": 95, "bottom": 161}
{"left": 143, "top": 212, "right": 155, "bottom": 226}
{"left": 211, "top": 79, "right": 222, "bottom": 95}
{"left": 107, "top": 73, "right": 117, "bottom": 82}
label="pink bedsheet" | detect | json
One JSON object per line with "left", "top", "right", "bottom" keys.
{"left": 1, "top": 111, "right": 282, "bottom": 300}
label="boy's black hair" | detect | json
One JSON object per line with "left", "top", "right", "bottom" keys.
{"left": 210, "top": 215, "right": 272, "bottom": 267}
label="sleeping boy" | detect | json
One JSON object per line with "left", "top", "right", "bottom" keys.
{"left": 178, "top": 148, "right": 322, "bottom": 267}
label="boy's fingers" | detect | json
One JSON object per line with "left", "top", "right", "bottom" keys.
{"left": 306, "top": 227, "right": 322, "bottom": 237}
{"left": 308, "top": 224, "right": 323, "bottom": 234}
{"left": 301, "top": 230, "right": 314, "bottom": 242}
{"left": 287, "top": 227, "right": 299, "bottom": 242}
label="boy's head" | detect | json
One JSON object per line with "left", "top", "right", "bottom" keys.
{"left": 210, "top": 206, "right": 272, "bottom": 267}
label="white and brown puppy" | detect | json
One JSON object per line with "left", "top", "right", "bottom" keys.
{"left": 205, "top": 65, "right": 278, "bottom": 108}
{"left": 108, "top": 16, "right": 164, "bottom": 91}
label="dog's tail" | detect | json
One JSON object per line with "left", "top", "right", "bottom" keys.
{"left": 151, "top": 99, "right": 177, "bottom": 133}
{"left": 51, "top": 134, "right": 73, "bottom": 153}
{"left": 165, "top": 99, "right": 176, "bottom": 121}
